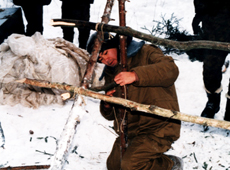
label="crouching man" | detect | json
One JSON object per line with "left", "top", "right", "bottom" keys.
{"left": 87, "top": 33, "right": 183, "bottom": 170}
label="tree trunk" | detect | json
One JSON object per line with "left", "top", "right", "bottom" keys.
{"left": 17, "top": 78, "right": 230, "bottom": 131}
{"left": 51, "top": 19, "right": 230, "bottom": 52}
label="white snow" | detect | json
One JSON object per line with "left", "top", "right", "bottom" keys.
{"left": 0, "top": 0, "right": 230, "bottom": 170}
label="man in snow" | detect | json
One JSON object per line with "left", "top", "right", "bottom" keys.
{"left": 12, "top": 0, "right": 51, "bottom": 36}
{"left": 192, "top": 0, "right": 230, "bottom": 120}
{"left": 87, "top": 33, "right": 182, "bottom": 170}
{"left": 60, "top": 0, "right": 94, "bottom": 49}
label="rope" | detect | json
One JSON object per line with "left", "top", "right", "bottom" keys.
{"left": 95, "top": 22, "right": 105, "bottom": 41}
{"left": 120, "top": 85, "right": 127, "bottom": 133}
{"left": 95, "top": 22, "right": 114, "bottom": 42}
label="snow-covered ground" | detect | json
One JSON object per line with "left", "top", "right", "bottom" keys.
{"left": 0, "top": 0, "right": 230, "bottom": 169}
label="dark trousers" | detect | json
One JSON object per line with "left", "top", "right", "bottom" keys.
{"left": 202, "top": 14, "right": 230, "bottom": 93}
{"left": 21, "top": 5, "right": 43, "bottom": 36}
{"left": 107, "top": 136, "right": 173, "bottom": 170}
{"left": 203, "top": 50, "right": 228, "bottom": 93}
{"left": 61, "top": 2, "right": 91, "bottom": 49}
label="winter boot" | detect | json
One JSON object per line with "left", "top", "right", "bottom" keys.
{"left": 224, "top": 95, "right": 230, "bottom": 121}
{"left": 201, "top": 92, "right": 221, "bottom": 118}
{"left": 167, "top": 155, "right": 183, "bottom": 170}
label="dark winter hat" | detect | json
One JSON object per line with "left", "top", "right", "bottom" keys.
{"left": 86, "top": 32, "right": 119, "bottom": 55}
{"left": 86, "top": 32, "right": 132, "bottom": 57}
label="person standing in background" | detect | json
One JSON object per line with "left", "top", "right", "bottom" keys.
{"left": 12, "top": 0, "right": 51, "bottom": 36}
{"left": 60, "top": 0, "right": 94, "bottom": 49}
{"left": 192, "top": 0, "right": 230, "bottom": 121}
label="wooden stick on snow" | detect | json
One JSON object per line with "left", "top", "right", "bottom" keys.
{"left": 0, "top": 165, "right": 50, "bottom": 170}
{"left": 17, "top": 78, "right": 230, "bottom": 131}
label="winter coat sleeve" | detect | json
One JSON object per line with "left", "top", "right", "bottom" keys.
{"left": 99, "top": 66, "right": 116, "bottom": 121}
{"left": 131, "top": 45, "right": 179, "bottom": 88}
{"left": 192, "top": 13, "right": 202, "bottom": 35}
{"left": 13, "top": 0, "right": 51, "bottom": 6}
{"left": 99, "top": 101, "right": 115, "bottom": 120}
{"left": 60, "top": 0, "right": 94, "bottom": 4}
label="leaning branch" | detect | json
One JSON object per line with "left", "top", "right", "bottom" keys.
{"left": 17, "top": 78, "right": 230, "bottom": 131}
{"left": 50, "top": 19, "right": 230, "bottom": 52}
{"left": 81, "top": 0, "right": 114, "bottom": 88}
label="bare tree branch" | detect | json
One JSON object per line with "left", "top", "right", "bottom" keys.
{"left": 50, "top": 19, "right": 230, "bottom": 52}
{"left": 17, "top": 78, "right": 230, "bottom": 131}
{"left": 0, "top": 165, "right": 50, "bottom": 170}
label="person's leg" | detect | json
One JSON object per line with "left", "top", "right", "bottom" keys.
{"left": 78, "top": 27, "right": 90, "bottom": 49}
{"left": 121, "top": 135, "right": 173, "bottom": 170}
{"left": 201, "top": 50, "right": 227, "bottom": 118}
{"left": 77, "top": 4, "right": 90, "bottom": 49}
{"left": 106, "top": 137, "right": 121, "bottom": 170}
{"left": 22, "top": 5, "right": 43, "bottom": 36}
{"left": 224, "top": 79, "right": 230, "bottom": 121}
{"left": 61, "top": 2, "right": 75, "bottom": 42}
{"left": 201, "top": 13, "right": 230, "bottom": 118}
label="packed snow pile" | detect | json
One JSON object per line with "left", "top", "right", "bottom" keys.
{"left": 0, "top": 32, "right": 104, "bottom": 108}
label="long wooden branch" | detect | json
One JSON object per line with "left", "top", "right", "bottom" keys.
{"left": 17, "top": 78, "right": 230, "bottom": 131}
{"left": 50, "top": 19, "right": 230, "bottom": 52}
{"left": 118, "top": 0, "right": 128, "bottom": 157}
{"left": 0, "top": 165, "right": 50, "bottom": 170}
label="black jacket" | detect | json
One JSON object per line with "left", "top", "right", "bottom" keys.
{"left": 194, "top": 0, "right": 230, "bottom": 16}
{"left": 192, "top": 0, "right": 230, "bottom": 34}
{"left": 60, "top": 0, "right": 94, "bottom": 4}
{"left": 13, "top": 0, "right": 52, "bottom": 6}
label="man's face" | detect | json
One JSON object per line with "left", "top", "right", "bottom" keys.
{"left": 98, "top": 48, "right": 118, "bottom": 67}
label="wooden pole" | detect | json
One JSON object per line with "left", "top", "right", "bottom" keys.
{"left": 17, "top": 78, "right": 230, "bottom": 131}
{"left": 51, "top": 19, "right": 230, "bottom": 52}
{"left": 0, "top": 165, "right": 50, "bottom": 170}
{"left": 118, "top": 0, "right": 128, "bottom": 158}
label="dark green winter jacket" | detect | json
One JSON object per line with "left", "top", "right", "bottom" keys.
{"left": 100, "top": 43, "right": 181, "bottom": 144}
